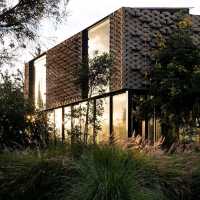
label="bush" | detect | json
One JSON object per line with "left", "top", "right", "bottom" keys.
{"left": 69, "top": 145, "right": 165, "bottom": 200}
{"left": 0, "top": 147, "right": 76, "bottom": 200}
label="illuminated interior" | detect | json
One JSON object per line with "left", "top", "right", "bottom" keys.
{"left": 88, "top": 19, "right": 110, "bottom": 96}
{"left": 96, "top": 97, "right": 110, "bottom": 143}
{"left": 113, "top": 92, "right": 128, "bottom": 141}
{"left": 47, "top": 110, "right": 55, "bottom": 140}
{"left": 88, "top": 19, "right": 110, "bottom": 59}
{"left": 64, "top": 106, "right": 71, "bottom": 142}
{"left": 55, "top": 108, "right": 62, "bottom": 140}
{"left": 46, "top": 91, "right": 161, "bottom": 144}
{"left": 34, "top": 55, "right": 46, "bottom": 110}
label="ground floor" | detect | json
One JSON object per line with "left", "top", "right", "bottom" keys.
{"left": 46, "top": 89, "right": 162, "bottom": 144}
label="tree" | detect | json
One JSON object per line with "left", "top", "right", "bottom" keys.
{"left": 139, "top": 16, "right": 200, "bottom": 146}
{"left": 0, "top": 0, "right": 69, "bottom": 66}
{"left": 0, "top": 71, "right": 49, "bottom": 150}
{"left": 71, "top": 53, "right": 113, "bottom": 144}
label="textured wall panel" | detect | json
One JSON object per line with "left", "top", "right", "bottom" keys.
{"left": 46, "top": 33, "right": 82, "bottom": 109}
{"left": 24, "top": 63, "right": 30, "bottom": 99}
{"left": 122, "top": 8, "right": 200, "bottom": 90}
{"left": 110, "top": 8, "right": 123, "bottom": 91}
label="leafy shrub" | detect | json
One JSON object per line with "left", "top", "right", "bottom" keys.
{"left": 69, "top": 145, "right": 165, "bottom": 200}
{"left": 0, "top": 147, "right": 76, "bottom": 200}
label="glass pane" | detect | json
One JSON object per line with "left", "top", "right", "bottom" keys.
{"left": 95, "top": 97, "right": 110, "bottom": 143}
{"left": 148, "top": 118, "right": 154, "bottom": 142}
{"left": 88, "top": 19, "right": 110, "bottom": 59}
{"left": 72, "top": 103, "right": 83, "bottom": 141}
{"left": 72, "top": 104, "right": 80, "bottom": 129}
{"left": 130, "top": 95, "right": 146, "bottom": 139}
{"left": 72, "top": 101, "right": 94, "bottom": 143}
{"left": 113, "top": 93, "right": 128, "bottom": 141}
{"left": 87, "top": 101, "right": 94, "bottom": 143}
{"left": 88, "top": 19, "right": 110, "bottom": 97}
{"left": 34, "top": 55, "right": 46, "bottom": 110}
{"left": 55, "top": 108, "right": 62, "bottom": 140}
{"left": 47, "top": 110, "right": 55, "bottom": 140}
{"left": 155, "top": 119, "right": 162, "bottom": 142}
{"left": 64, "top": 107, "right": 71, "bottom": 142}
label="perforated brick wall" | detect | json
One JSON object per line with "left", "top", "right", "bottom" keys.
{"left": 110, "top": 8, "right": 123, "bottom": 91}
{"left": 46, "top": 33, "right": 82, "bottom": 109}
{"left": 122, "top": 7, "right": 200, "bottom": 89}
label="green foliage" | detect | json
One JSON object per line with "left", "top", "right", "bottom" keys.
{"left": 139, "top": 16, "right": 200, "bottom": 146}
{"left": 69, "top": 145, "right": 164, "bottom": 200}
{"left": 71, "top": 53, "right": 113, "bottom": 144}
{"left": 0, "top": 71, "right": 32, "bottom": 149}
{"left": 79, "top": 53, "right": 113, "bottom": 98}
{"left": 0, "top": 0, "right": 69, "bottom": 66}
{"left": 0, "top": 71, "right": 50, "bottom": 150}
{"left": 1, "top": 145, "right": 200, "bottom": 200}
{"left": 0, "top": 153, "right": 73, "bottom": 200}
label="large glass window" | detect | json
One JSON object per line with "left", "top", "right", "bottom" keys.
{"left": 55, "top": 108, "right": 62, "bottom": 140}
{"left": 88, "top": 19, "right": 110, "bottom": 59}
{"left": 88, "top": 19, "right": 110, "bottom": 96}
{"left": 64, "top": 106, "right": 71, "bottom": 142}
{"left": 72, "top": 103, "right": 83, "bottom": 141}
{"left": 47, "top": 110, "right": 55, "bottom": 140}
{"left": 113, "top": 92, "right": 128, "bottom": 141}
{"left": 34, "top": 55, "right": 46, "bottom": 110}
{"left": 95, "top": 97, "right": 110, "bottom": 143}
{"left": 130, "top": 95, "right": 146, "bottom": 139}
{"left": 72, "top": 101, "right": 94, "bottom": 143}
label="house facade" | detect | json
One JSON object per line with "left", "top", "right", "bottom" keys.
{"left": 24, "top": 7, "right": 200, "bottom": 143}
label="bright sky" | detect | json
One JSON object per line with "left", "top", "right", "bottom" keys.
{"left": 43, "top": 0, "right": 200, "bottom": 46}
{"left": 3, "top": 0, "right": 200, "bottom": 71}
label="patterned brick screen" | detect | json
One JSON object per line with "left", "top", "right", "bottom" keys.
{"left": 122, "top": 8, "right": 200, "bottom": 90}
{"left": 110, "top": 8, "right": 123, "bottom": 91}
{"left": 24, "top": 7, "right": 200, "bottom": 109}
{"left": 46, "top": 33, "right": 82, "bottom": 109}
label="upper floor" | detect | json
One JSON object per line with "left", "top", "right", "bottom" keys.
{"left": 24, "top": 7, "right": 200, "bottom": 110}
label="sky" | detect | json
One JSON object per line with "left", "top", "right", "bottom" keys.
{"left": 3, "top": 0, "right": 200, "bottom": 71}
{"left": 41, "top": 0, "right": 200, "bottom": 47}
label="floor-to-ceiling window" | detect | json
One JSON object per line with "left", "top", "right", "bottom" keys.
{"left": 34, "top": 55, "right": 46, "bottom": 110}
{"left": 129, "top": 95, "right": 146, "bottom": 138}
{"left": 47, "top": 110, "right": 55, "bottom": 140}
{"left": 88, "top": 19, "right": 110, "bottom": 59}
{"left": 64, "top": 106, "right": 71, "bottom": 142}
{"left": 113, "top": 92, "right": 128, "bottom": 141}
{"left": 88, "top": 19, "right": 110, "bottom": 96}
{"left": 55, "top": 108, "right": 62, "bottom": 140}
{"left": 95, "top": 97, "right": 110, "bottom": 143}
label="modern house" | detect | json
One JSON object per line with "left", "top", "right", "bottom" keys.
{"left": 24, "top": 7, "right": 200, "bottom": 144}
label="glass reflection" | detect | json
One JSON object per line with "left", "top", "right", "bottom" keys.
{"left": 95, "top": 97, "right": 110, "bottom": 143}
{"left": 64, "top": 107, "right": 71, "bottom": 142}
{"left": 34, "top": 55, "right": 46, "bottom": 110}
{"left": 55, "top": 108, "right": 62, "bottom": 140}
{"left": 88, "top": 19, "right": 110, "bottom": 59}
{"left": 130, "top": 94, "right": 162, "bottom": 143}
{"left": 130, "top": 95, "right": 146, "bottom": 138}
{"left": 88, "top": 19, "right": 110, "bottom": 96}
{"left": 113, "top": 93, "right": 128, "bottom": 141}
{"left": 47, "top": 110, "right": 55, "bottom": 140}
{"left": 72, "top": 101, "right": 94, "bottom": 143}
